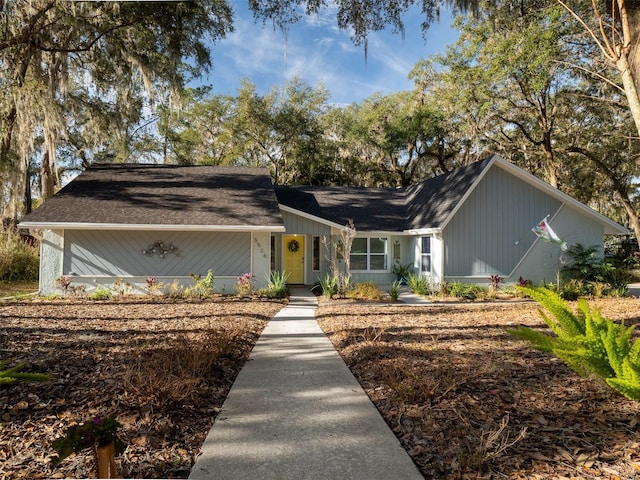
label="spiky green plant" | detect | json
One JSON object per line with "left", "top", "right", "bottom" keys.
{"left": 507, "top": 287, "right": 640, "bottom": 400}
{"left": 0, "top": 359, "right": 49, "bottom": 384}
{"left": 264, "top": 271, "right": 289, "bottom": 298}
{"left": 406, "top": 272, "right": 430, "bottom": 295}
{"left": 389, "top": 280, "right": 402, "bottom": 301}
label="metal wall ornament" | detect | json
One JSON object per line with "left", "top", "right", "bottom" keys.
{"left": 142, "top": 241, "right": 178, "bottom": 259}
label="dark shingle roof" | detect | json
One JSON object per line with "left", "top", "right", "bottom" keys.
{"left": 21, "top": 164, "right": 284, "bottom": 228}
{"left": 405, "top": 157, "right": 492, "bottom": 229}
{"left": 276, "top": 158, "right": 493, "bottom": 231}
{"left": 275, "top": 185, "right": 408, "bottom": 231}
{"left": 22, "top": 158, "right": 495, "bottom": 232}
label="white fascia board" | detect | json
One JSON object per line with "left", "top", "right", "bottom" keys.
{"left": 279, "top": 205, "right": 350, "bottom": 231}
{"left": 493, "top": 156, "right": 630, "bottom": 235}
{"left": 404, "top": 228, "right": 442, "bottom": 236}
{"left": 18, "top": 222, "right": 286, "bottom": 232}
{"left": 354, "top": 231, "right": 407, "bottom": 236}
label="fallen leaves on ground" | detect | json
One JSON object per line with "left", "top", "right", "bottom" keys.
{"left": 0, "top": 297, "right": 284, "bottom": 479}
{"left": 317, "top": 297, "right": 640, "bottom": 479}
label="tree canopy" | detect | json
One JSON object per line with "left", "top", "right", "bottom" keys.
{"left": 1, "top": 0, "right": 638, "bottom": 245}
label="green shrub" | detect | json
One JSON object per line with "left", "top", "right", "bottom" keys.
{"left": 347, "top": 282, "right": 383, "bottom": 301}
{"left": 391, "top": 262, "right": 413, "bottom": 283}
{"left": 312, "top": 274, "right": 339, "bottom": 299}
{"left": 166, "top": 280, "right": 186, "bottom": 299}
{"left": 406, "top": 272, "right": 430, "bottom": 295}
{"left": 235, "top": 272, "right": 254, "bottom": 296}
{"left": 186, "top": 269, "right": 215, "bottom": 297}
{"left": 89, "top": 286, "right": 113, "bottom": 301}
{"left": 0, "top": 229, "right": 39, "bottom": 282}
{"left": 560, "top": 279, "right": 590, "bottom": 300}
{"left": 449, "top": 282, "right": 485, "bottom": 300}
{"left": 389, "top": 280, "right": 402, "bottom": 301}
{"left": 562, "top": 243, "right": 604, "bottom": 282}
{"left": 262, "top": 271, "right": 289, "bottom": 298}
{"left": 507, "top": 287, "right": 640, "bottom": 400}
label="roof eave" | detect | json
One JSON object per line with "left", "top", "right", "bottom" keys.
{"left": 18, "top": 222, "right": 286, "bottom": 232}
{"left": 279, "top": 205, "right": 352, "bottom": 231}
{"left": 404, "top": 228, "right": 442, "bottom": 235}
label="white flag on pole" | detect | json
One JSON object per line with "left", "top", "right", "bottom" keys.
{"left": 532, "top": 216, "right": 568, "bottom": 251}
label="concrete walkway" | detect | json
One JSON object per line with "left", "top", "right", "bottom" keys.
{"left": 189, "top": 287, "right": 423, "bottom": 480}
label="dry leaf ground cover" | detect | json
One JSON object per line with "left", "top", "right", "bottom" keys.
{"left": 0, "top": 297, "right": 284, "bottom": 479}
{"left": 317, "top": 298, "right": 640, "bottom": 479}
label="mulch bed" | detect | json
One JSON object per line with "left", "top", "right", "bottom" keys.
{"left": 0, "top": 297, "right": 285, "bottom": 479}
{"left": 317, "top": 297, "right": 640, "bottom": 479}
{"left": 3, "top": 295, "right": 640, "bottom": 479}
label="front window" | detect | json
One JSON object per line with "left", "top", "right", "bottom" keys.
{"left": 271, "top": 235, "right": 276, "bottom": 272}
{"left": 350, "top": 237, "right": 388, "bottom": 271}
{"left": 312, "top": 236, "right": 320, "bottom": 271}
{"left": 421, "top": 236, "right": 431, "bottom": 274}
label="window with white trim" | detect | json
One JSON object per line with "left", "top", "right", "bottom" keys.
{"left": 350, "top": 237, "right": 388, "bottom": 271}
{"left": 312, "top": 236, "right": 320, "bottom": 271}
{"left": 421, "top": 236, "right": 431, "bottom": 274}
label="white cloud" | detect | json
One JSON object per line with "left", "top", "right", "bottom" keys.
{"left": 200, "top": 1, "right": 459, "bottom": 104}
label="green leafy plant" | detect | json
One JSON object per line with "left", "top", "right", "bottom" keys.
{"left": 560, "top": 243, "right": 630, "bottom": 298}
{"left": 263, "top": 271, "right": 289, "bottom": 298}
{"left": 406, "top": 272, "right": 430, "bottom": 295}
{"left": 507, "top": 287, "right": 640, "bottom": 400}
{"left": 389, "top": 279, "right": 402, "bottom": 301}
{"left": 449, "top": 282, "right": 485, "bottom": 300}
{"left": 89, "top": 286, "right": 112, "bottom": 301}
{"left": 0, "top": 229, "right": 39, "bottom": 282}
{"left": 312, "top": 274, "right": 339, "bottom": 299}
{"left": 166, "top": 280, "right": 186, "bottom": 299}
{"left": 391, "top": 262, "right": 413, "bottom": 284}
{"left": 235, "top": 272, "right": 254, "bottom": 296}
{"left": 52, "top": 415, "right": 123, "bottom": 465}
{"left": 186, "top": 270, "right": 215, "bottom": 297}
{"left": 0, "top": 359, "right": 49, "bottom": 384}
{"left": 562, "top": 243, "right": 605, "bottom": 282}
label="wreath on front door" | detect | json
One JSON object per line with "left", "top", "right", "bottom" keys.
{"left": 287, "top": 239, "right": 300, "bottom": 253}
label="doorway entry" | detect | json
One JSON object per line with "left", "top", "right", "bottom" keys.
{"left": 283, "top": 235, "right": 305, "bottom": 284}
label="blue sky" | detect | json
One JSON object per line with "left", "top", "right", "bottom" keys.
{"left": 200, "top": 3, "right": 460, "bottom": 105}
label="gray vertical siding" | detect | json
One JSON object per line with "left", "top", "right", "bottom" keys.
{"left": 444, "top": 167, "right": 561, "bottom": 277}
{"left": 64, "top": 230, "right": 250, "bottom": 277}
{"left": 281, "top": 210, "right": 331, "bottom": 236}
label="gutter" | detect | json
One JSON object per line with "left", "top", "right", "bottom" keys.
{"left": 18, "top": 222, "right": 287, "bottom": 232}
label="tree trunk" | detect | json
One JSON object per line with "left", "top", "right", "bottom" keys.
{"left": 616, "top": 54, "right": 640, "bottom": 138}
{"left": 566, "top": 146, "right": 640, "bottom": 245}
{"left": 618, "top": 191, "right": 640, "bottom": 243}
{"left": 40, "top": 149, "right": 55, "bottom": 201}
{"left": 23, "top": 163, "right": 32, "bottom": 215}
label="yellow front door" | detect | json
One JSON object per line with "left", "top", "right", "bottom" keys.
{"left": 283, "top": 235, "right": 305, "bottom": 284}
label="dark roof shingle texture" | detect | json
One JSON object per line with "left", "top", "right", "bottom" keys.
{"left": 22, "top": 164, "right": 284, "bottom": 227}
{"left": 22, "top": 158, "right": 495, "bottom": 231}
{"left": 276, "top": 157, "right": 493, "bottom": 231}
